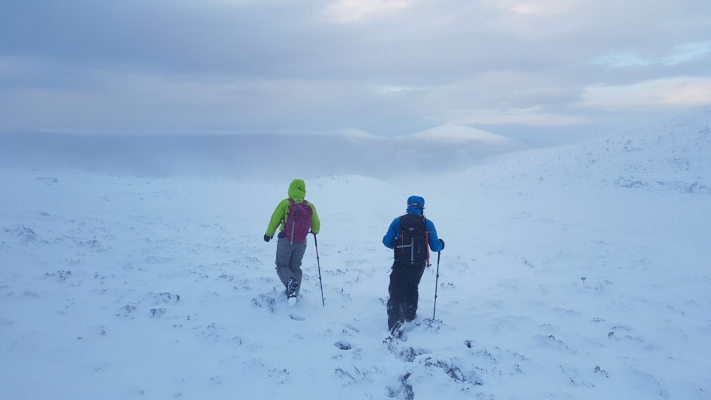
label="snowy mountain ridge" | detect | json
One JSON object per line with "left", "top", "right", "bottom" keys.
{"left": 454, "top": 106, "right": 711, "bottom": 195}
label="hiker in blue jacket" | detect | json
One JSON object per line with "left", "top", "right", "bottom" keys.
{"left": 383, "top": 196, "right": 444, "bottom": 334}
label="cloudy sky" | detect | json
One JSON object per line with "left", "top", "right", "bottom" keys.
{"left": 1, "top": 0, "right": 710, "bottom": 142}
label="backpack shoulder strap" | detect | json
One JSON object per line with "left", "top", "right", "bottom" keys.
{"left": 423, "top": 215, "right": 431, "bottom": 267}
{"left": 287, "top": 198, "right": 296, "bottom": 205}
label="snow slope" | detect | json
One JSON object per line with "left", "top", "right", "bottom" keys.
{"left": 1, "top": 110, "right": 710, "bottom": 400}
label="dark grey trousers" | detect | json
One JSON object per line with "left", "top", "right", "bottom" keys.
{"left": 275, "top": 235, "right": 307, "bottom": 296}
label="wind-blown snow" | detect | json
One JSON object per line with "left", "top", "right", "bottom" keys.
{"left": 1, "top": 109, "right": 710, "bottom": 400}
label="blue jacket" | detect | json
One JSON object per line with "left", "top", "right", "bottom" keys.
{"left": 382, "top": 206, "right": 443, "bottom": 252}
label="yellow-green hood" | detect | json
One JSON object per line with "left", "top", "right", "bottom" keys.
{"left": 288, "top": 179, "right": 306, "bottom": 202}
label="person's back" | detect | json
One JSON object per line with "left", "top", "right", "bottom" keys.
{"left": 264, "top": 179, "right": 320, "bottom": 302}
{"left": 382, "top": 196, "right": 444, "bottom": 334}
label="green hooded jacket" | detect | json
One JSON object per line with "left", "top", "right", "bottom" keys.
{"left": 265, "top": 179, "right": 320, "bottom": 237}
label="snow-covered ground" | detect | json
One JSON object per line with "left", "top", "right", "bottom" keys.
{"left": 1, "top": 109, "right": 710, "bottom": 400}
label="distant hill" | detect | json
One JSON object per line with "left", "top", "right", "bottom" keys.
{"left": 0, "top": 125, "right": 524, "bottom": 180}
{"left": 398, "top": 124, "right": 521, "bottom": 147}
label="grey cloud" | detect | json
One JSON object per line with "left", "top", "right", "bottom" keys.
{"left": 1, "top": 0, "right": 710, "bottom": 140}
{"left": 594, "top": 41, "right": 711, "bottom": 68}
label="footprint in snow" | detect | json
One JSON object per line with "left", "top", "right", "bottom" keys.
{"left": 334, "top": 341, "right": 352, "bottom": 350}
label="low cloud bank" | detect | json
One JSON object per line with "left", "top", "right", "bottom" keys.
{"left": 0, "top": 125, "right": 525, "bottom": 181}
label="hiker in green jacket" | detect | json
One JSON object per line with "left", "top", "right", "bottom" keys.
{"left": 264, "top": 179, "right": 320, "bottom": 300}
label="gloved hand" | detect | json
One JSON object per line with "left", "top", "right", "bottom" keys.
{"left": 264, "top": 234, "right": 272, "bottom": 243}
{"left": 438, "top": 239, "right": 445, "bottom": 250}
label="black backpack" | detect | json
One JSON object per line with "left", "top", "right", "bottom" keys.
{"left": 394, "top": 213, "right": 429, "bottom": 265}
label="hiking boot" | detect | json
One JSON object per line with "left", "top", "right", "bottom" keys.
{"left": 286, "top": 278, "right": 299, "bottom": 298}
{"left": 389, "top": 319, "right": 404, "bottom": 337}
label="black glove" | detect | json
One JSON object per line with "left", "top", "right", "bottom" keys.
{"left": 438, "top": 239, "right": 445, "bottom": 250}
{"left": 264, "top": 234, "right": 272, "bottom": 243}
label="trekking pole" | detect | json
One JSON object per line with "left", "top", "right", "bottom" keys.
{"left": 432, "top": 251, "right": 441, "bottom": 320}
{"left": 312, "top": 233, "right": 325, "bottom": 306}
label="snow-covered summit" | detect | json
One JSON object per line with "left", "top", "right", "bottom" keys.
{"left": 397, "top": 124, "right": 520, "bottom": 146}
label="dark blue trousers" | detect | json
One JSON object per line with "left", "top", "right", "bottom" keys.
{"left": 387, "top": 261, "right": 426, "bottom": 330}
